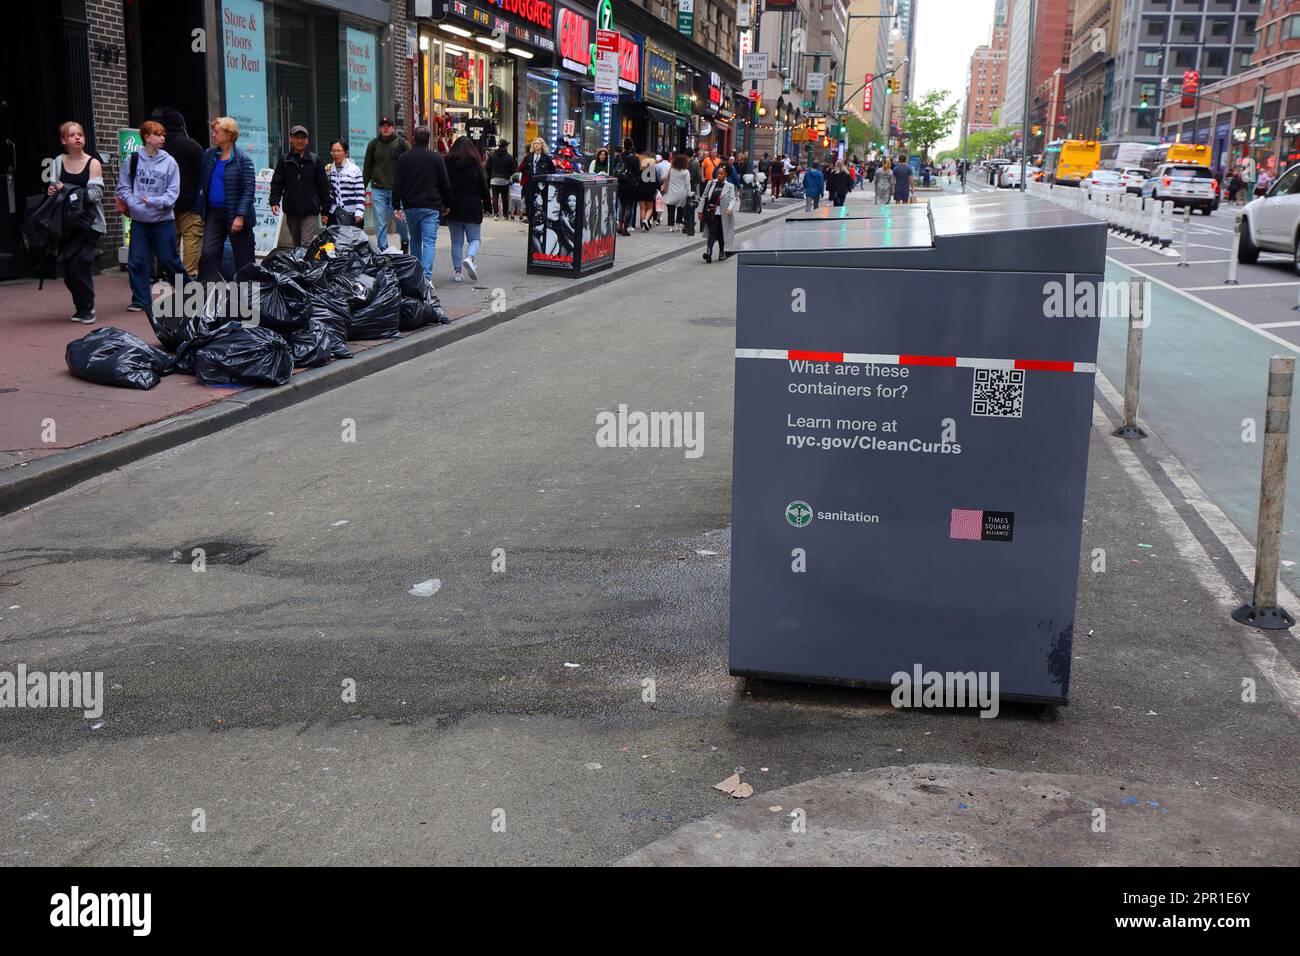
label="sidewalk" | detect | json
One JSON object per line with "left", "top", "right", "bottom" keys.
{"left": 0, "top": 193, "right": 800, "bottom": 512}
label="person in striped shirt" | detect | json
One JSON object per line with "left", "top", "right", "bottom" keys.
{"left": 328, "top": 140, "right": 366, "bottom": 228}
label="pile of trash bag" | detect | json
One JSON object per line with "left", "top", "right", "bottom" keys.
{"left": 66, "top": 327, "right": 175, "bottom": 390}
{"left": 70, "top": 225, "right": 450, "bottom": 391}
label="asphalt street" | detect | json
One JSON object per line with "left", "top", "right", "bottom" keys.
{"left": 1, "top": 198, "right": 1297, "bottom": 865}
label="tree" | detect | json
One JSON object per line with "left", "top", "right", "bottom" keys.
{"left": 901, "top": 90, "right": 960, "bottom": 162}
{"left": 964, "top": 126, "right": 1018, "bottom": 161}
{"left": 842, "top": 114, "right": 883, "bottom": 157}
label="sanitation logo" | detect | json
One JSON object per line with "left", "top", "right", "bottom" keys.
{"left": 785, "top": 501, "right": 813, "bottom": 527}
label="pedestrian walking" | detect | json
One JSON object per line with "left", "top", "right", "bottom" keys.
{"left": 700, "top": 165, "right": 737, "bottom": 263}
{"left": 393, "top": 125, "right": 453, "bottom": 285}
{"left": 894, "top": 154, "right": 913, "bottom": 204}
{"left": 196, "top": 116, "right": 255, "bottom": 282}
{"left": 686, "top": 146, "right": 703, "bottom": 197}
{"left": 769, "top": 153, "right": 785, "bottom": 200}
{"left": 662, "top": 153, "right": 692, "bottom": 232}
{"left": 47, "top": 121, "right": 105, "bottom": 323}
{"left": 637, "top": 154, "right": 659, "bottom": 231}
{"left": 116, "top": 119, "right": 186, "bottom": 318}
{"left": 327, "top": 141, "right": 366, "bottom": 227}
{"left": 1254, "top": 167, "right": 1273, "bottom": 200}
{"left": 363, "top": 117, "right": 410, "bottom": 253}
{"left": 803, "top": 162, "right": 825, "bottom": 212}
{"left": 445, "top": 136, "right": 489, "bottom": 284}
{"left": 152, "top": 107, "right": 204, "bottom": 278}
{"left": 612, "top": 140, "right": 638, "bottom": 236}
{"left": 874, "top": 159, "right": 894, "bottom": 204}
{"left": 269, "top": 125, "right": 332, "bottom": 248}
{"left": 507, "top": 173, "right": 525, "bottom": 221}
{"left": 1227, "top": 169, "right": 1245, "bottom": 205}
{"left": 830, "top": 161, "right": 854, "bottom": 207}
{"left": 588, "top": 147, "right": 613, "bottom": 175}
{"left": 487, "top": 140, "right": 516, "bottom": 220}
{"left": 700, "top": 148, "right": 719, "bottom": 184}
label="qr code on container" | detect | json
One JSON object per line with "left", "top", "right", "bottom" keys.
{"left": 971, "top": 368, "right": 1025, "bottom": 418}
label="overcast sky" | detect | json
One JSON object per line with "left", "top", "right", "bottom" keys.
{"left": 911, "top": 0, "right": 997, "bottom": 153}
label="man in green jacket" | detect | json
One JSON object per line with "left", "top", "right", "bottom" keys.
{"left": 362, "top": 117, "right": 409, "bottom": 252}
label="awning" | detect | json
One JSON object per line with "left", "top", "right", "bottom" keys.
{"left": 646, "top": 105, "right": 678, "bottom": 126}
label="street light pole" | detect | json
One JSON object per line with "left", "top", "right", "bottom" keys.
{"left": 1019, "top": 0, "right": 1038, "bottom": 193}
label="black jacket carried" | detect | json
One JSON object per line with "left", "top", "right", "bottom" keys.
{"left": 829, "top": 170, "right": 854, "bottom": 201}
{"left": 445, "top": 154, "right": 490, "bottom": 224}
{"left": 393, "top": 145, "right": 453, "bottom": 211}
{"left": 488, "top": 147, "right": 517, "bottom": 181}
{"left": 154, "top": 107, "right": 204, "bottom": 214}
{"left": 269, "top": 149, "right": 332, "bottom": 216}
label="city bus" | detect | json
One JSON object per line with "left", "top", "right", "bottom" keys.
{"left": 1042, "top": 139, "right": 1102, "bottom": 186}
{"left": 1140, "top": 142, "right": 1212, "bottom": 172}
{"left": 1099, "top": 141, "right": 1157, "bottom": 169}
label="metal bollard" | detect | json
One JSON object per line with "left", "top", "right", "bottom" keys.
{"left": 1160, "top": 201, "right": 1174, "bottom": 249}
{"left": 1177, "top": 205, "right": 1192, "bottom": 266}
{"left": 1115, "top": 276, "right": 1148, "bottom": 440}
{"left": 1233, "top": 356, "right": 1297, "bottom": 630}
{"left": 1226, "top": 214, "right": 1241, "bottom": 285}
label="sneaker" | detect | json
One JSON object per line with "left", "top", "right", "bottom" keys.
{"left": 77, "top": 309, "right": 96, "bottom": 324}
{"left": 453, "top": 273, "right": 463, "bottom": 283}
{"left": 126, "top": 303, "right": 145, "bottom": 312}
{"left": 494, "top": 214, "right": 500, "bottom": 221}
{"left": 462, "top": 257, "right": 478, "bottom": 281}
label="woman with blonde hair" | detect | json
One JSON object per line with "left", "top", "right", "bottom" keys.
{"left": 197, "top": 116, "right": 256, "bottom": 280}
{"left": 874, "top": 158, "right": 894, "bottom": 205}
{"left": 47, "top": 121, "right": 105, "bottom": 323}
{"left": 519, "top": 136, "right": 555, "bottom": 211}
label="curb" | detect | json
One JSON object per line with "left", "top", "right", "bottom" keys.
{"left": 0, "top": 201, "right": 794, "bottom": 516}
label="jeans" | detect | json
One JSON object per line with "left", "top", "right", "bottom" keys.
{"left": 61, "top": 233, "right": 98, "bottom": 313}
{"left": 448, "top": 220, "right": 481, "bottom": 271}
{"left": 370, "top": 187, "right": 408, "bottom": 251}
{"left": 198, "top": 209, "right": 254, "bottom": 282}
{"left": 804, "top": 195, "right": 821, "bottom": 211}
{"left": 128, "top": 219, "right": 188, "bottom": 315}
{"left": 404, "top": 207, "right": 440, "bottom": 281}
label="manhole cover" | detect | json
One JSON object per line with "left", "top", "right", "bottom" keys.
{"left": 689, "top": 315, "right": 736, "bottom": 327}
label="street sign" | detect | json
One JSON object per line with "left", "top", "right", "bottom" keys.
{"left": 594, "top": 28, "right": 619, "bottom": 95}
{"left": 807, "top": 72, "right": 824, "bottom": 92}
{"left": 677, "top": 0, "right": 693, "bottom": 36}
{"left": 737, "top": 0, "right": 750, "bottom": 28}
{"left": 805, "top": 109, "right": 824, "bottom": 118}
{"left": 863, "top": 73, "right": 873, "bottom": 112}
{"left": 742, "top": 51, "right": 769, "bottom": 81}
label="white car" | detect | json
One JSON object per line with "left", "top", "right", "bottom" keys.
{"left": 1239, "top": 162, "right": 1300, "bottom": 273}
{"left": 997, "top": 163, "right": 1026, "bottom": 188}
{"left": 1141, "top": 163, "right": 1219, "bottom": 214}
{"left": 1083, "top": 169, "right": 1125, "bottom": 195}
{"left": 1118, "top": 166, "right": 1148, "bottom": 195}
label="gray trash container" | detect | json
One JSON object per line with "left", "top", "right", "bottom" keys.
{"left": 728, "top": 192, "right": 1107, "bottom": 704}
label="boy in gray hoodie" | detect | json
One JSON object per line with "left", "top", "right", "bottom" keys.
{"left": 116, "top": 119, "right": 188, "bottom": 315}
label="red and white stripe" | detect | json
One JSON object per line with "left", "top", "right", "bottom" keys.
{"left": 736, "top": 348, "right": 1096, "bottom": 374}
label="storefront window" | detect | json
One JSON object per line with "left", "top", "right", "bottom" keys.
{"left": 526, "top": 73, "right": 558, "bottom": 150}
{"left": 420, "top": 30, "right": 500, "bottom": 148}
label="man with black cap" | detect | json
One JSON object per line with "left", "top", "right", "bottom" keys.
{"left": 363, "top": 116, "right": 409, "bottom": 253}
{"left": 269, "top": 124, "right": 333, "bottom": 248}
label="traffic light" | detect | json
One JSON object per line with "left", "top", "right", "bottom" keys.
{"left": 1139, "top": 92, "right": 1149, "bottom": 110}
{"left": 839, "top": 122, "right": 847, "bottom": 137}
{"left": 886, "top": 77, "right": 895, "bottom": 94}
{"left": 827, "top": 80, "right": 837, "bottom": 102}
{"left": 1182, "top": 70, "right": 1199, "bottom": 109}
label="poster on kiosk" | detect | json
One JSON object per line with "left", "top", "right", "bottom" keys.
{"left": 526, "top": 174, "right": 618, "bottom": 277}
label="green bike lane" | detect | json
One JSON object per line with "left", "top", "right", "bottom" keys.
{"left": 1099, "top": 254, "right": 1300, "bottom": 598}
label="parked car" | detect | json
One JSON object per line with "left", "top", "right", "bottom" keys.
{"left": 1141, "top": 162, "right": 1219, "bottom": 214}
{"left": 1082, "top": 169, "right": 1126, "bottom": 195}
{"left": 1118, "top": 166, "right": 1148, "bottom": 195}
{"left": 1238, "top": 162, "right": 1300, "bottom": 273}
{"left": 997, "top": 163, "right": 1028, "bottom": 188}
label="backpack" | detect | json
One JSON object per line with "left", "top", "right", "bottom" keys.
{"left": 20, "top": 192, "right": 62, "bottom": 282}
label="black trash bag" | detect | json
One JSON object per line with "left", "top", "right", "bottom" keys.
{"left": 399, "top": 295, "right": 435, "bottom": 331}
{"left": 173, "top": 320, "right": 241, "bottom": 376}
{"left": 424, "top": 287, "right": 449, "bottom": 325}
{"left": 236, "top": 262, "right": 310, "bottom": 336}
{"left": 341, "top": 273, "right": 377, "bottom": 309}
{"left": 306, "top": 294, "right": 352, "bottom": 354}
{"left": 288, "top": 319, "right": 336, "bottom": 368}
{"left": 298, "top": 257, "right": 332, "bottom": 289}
{"left": 387, "top": 253, "right": 427, "bottom": 298}
{"left": 306, "top": 224, "right": 371, "bottom": 260}
{"left": 192, "top": 324, "right": 293, "bottom": 387}
{"left": 347, "top": 270, "right": 402, "bottom": 340}
{"left": 147, "top": 280, "right": 231, "bottom": 352}
{"left": 66, "top": 326, "right": 175, "bottom": 390}
{"left": 261, "top": 247, "right": 308, "bottom": 276}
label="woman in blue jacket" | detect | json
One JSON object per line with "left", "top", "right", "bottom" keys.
{"left": 196, "top": 116, "right": 257, "bottom": 281}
